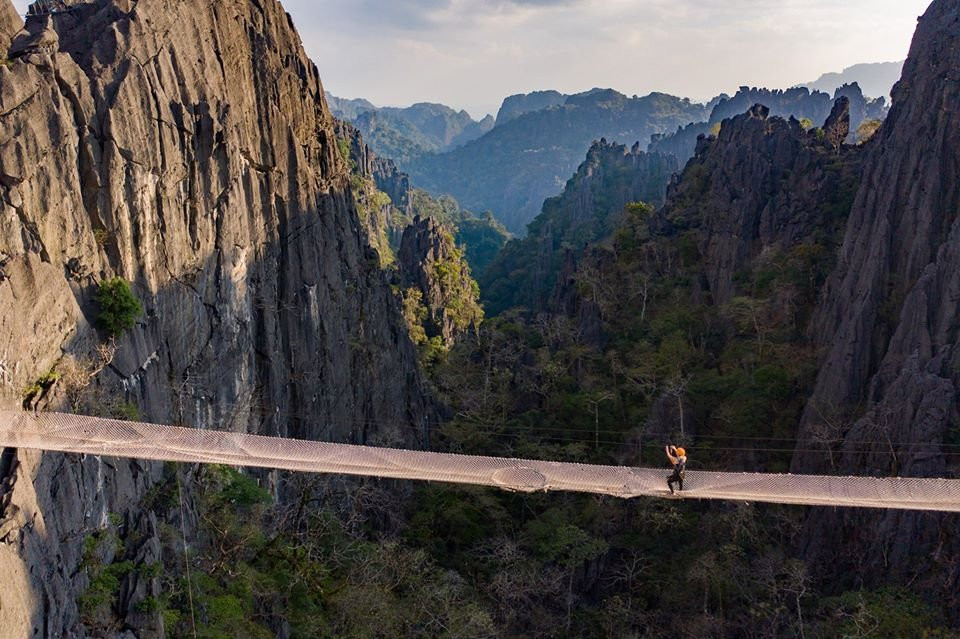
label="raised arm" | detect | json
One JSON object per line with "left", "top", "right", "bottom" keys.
{"left": 664, "top": 445, "right": 678, "bottom": 464}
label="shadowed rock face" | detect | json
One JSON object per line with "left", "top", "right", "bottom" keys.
{"left": 799, "top": 0, "right": 960, "bottom": 456}
{"left": 0, "top": 0, "right": 434, "bottom": 633}
{"left": 657, "top": 102, "right": 862, "bottom": 306}
{"left": 793, "top": 0, "right": 960, "bottom": 603}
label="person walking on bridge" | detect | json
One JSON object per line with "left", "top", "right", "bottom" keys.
{"left": 665, "top": 445, "right": 686, "bottom": 494}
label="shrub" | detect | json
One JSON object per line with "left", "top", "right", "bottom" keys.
{"left": 92, "top": 228, "right": 110, "bottom": 248}
{"left": 96, "top": 277, "right": 143, "bottom": 336}
{"left": 856, "top": 118, "right": 883, "bottom": 143}
{"left": 336, "top": 137, "right": 351, "bottom": 163}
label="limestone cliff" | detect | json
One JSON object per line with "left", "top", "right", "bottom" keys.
{"left": 0, "top": 0, "right": 434, "bottom": 634}
{"left": 657, "top": 101, "right": 862, "bottom": 306}
{"left": 794, "top": 0, "right": 960, "bottom": 598}
{"left": 397, "top": 216, "right": 482, "bottom": 349}
{"left": 334, "top": 118, "right": 412, "bottom": 260}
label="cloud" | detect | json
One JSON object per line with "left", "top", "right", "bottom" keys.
{"left": 297, "top": 0, "right": 589, "bottom": 34}
{"left": 8, "top": 0, "right": 929, "bottom": 118}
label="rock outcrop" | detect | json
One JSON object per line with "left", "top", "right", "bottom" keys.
{"left": 0, "top": 0, "right": 20, "bottom": 52}
{"left": 792, "top": 0, "right": 960, "bottom": 599}
{"left": 834, "top": 82, "right": 888, "bottom": 135}
{"left": 397, "top": 216, "right": 482, "bottom": 348}
{"left": 9, "top": 15, "right": 59, "bottom": 57}
{"left": 372, "top": 156, "right": 413, "bottom": 217}
{"left": 822, "top": 95, "right": 850, "bottom": 147}
{"left": 494, "top": 89, "right": 566, "bottom": 127}
{"left": 708, "top": 87, "right": 835, "bottom": 129}
{"left": 649, "top": 83, "right": 889, "bottom": 166}
{"left": 657, "top": 102, "right": 862, "bottom": 306}
{"left": 334, "top": 118, "right": 412, "bottom": 255}
{"left": 0, "top": 0, "right": 435, "bottom": 634}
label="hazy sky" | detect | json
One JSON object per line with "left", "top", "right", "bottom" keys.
{"left": 288, "top": 0, "right": 929, "bottom": 117}
{"left": 12, "top": 0, "right": 931, "bottom": 118}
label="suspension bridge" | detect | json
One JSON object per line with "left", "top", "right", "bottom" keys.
{"left": 1, "top": 411, "right": 958, "bottom": 512}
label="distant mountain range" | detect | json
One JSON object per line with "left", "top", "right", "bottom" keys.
{"left": 405, "top": 89, "right": 708, "bottom": 234}
{"left": 649, "top": 82, "right": 889, "bottom": 165}
{"left": 800, "top": 61, "right": 904, "bottom": 99}
{"left": 326, "top": 93, "right": 494, "bottom": 163}
{"left": 494, "top": 90, "right": 566, "bottom": 126}
{"left": 329, "top": 61, "right": 901, "bottom": 237}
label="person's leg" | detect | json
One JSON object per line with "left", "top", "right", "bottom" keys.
{"left": 667, "top": 472, "right": 677, "bottom": 493}
{"left": 678, "top": 476, "right": 683, "bottom": 492}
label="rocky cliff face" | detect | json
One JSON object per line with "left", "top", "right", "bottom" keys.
{"left": 334, "top": 118, "right": 413, "bottom": 257}
{"left": 397, "top": 216, "right": 482, "bottom": 348}
{"left": 0, "top": 0, "right": 434, "bottom": 634}
{"left": 372, "top": 156, "right": 412, "bottom": 218}
{"left": 793, "top": 0, "right": 960, "bottom": 599}
{"left": 0, "top": 0, "right": 19, "bottom": 52}
{"left": 656, "top": 101, "right": 862, "bottom": 306}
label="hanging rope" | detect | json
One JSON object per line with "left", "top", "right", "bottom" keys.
{"left": 175, "top": 469, "right": 198, "bottom": 639}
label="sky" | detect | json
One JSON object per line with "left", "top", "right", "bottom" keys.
{"left": 286, "top": 0, "right": 929, "bottom": 118}
{"left": 12, "top": 0, "right": 931, "bottom": 119}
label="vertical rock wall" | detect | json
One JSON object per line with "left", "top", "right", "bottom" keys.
{"left": 0, "top": 0, "right": 435, "bottom": 634}
{"left": 795, "top": 0, "right": 960, "bottom": 604}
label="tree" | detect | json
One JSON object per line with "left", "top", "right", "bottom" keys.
{"left": 96, "top": 277, "right": 143, "bottom": 337}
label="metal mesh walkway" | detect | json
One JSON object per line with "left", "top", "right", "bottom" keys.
{"left": 1, "top": 411, "right": 958, "bottom": 512}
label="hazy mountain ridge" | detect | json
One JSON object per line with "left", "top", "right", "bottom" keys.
{"left": 402, "top": 72, "right": 892, "bottom": 237}
{"left": 649, "top": 82, "right": 889, "bottom": 167}
{"left": 406, "top": 89, "right": 707, "bottom": 234}
{"left": 801, "top": 60, "right": 905, "bottom": 99}
{"left": 494, "top": 89, "right": 567, "bottom": 126}
{"left": 326, "top": 92, "right": 494, "bottom": 163}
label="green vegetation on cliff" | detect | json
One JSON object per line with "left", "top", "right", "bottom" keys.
{"left": 96, "top": 277, "right": 143, "bottom": 337}
{"left": 410, "top": 188, "right": 510, "bottom": 276}
{"left": 397, "top": 218, "right": 484, "bottom": 364}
